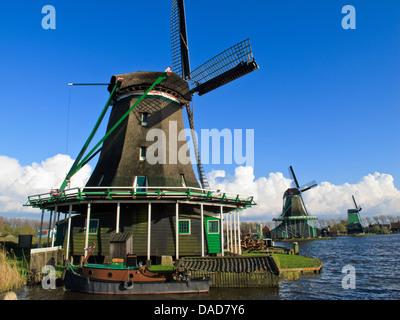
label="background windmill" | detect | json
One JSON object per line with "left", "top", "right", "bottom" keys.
{"left": 347, "top": 195, "right": 364, "bottom": 234}
{"left": 271, "top": 166, "right": 319, "bottom": 239}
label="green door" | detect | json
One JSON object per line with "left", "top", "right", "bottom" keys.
{"left": 136, "top": 176, "right": 147, "bottom": 193}
{"left": 204, "top": 217, "right": 221, "bottom": 254}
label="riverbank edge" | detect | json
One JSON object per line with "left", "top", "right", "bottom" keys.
{"left": 279, "top": 260, "right": 323, "bottom": 281}
{"left": 269, "top": 253, "right": 323, "bottom": 281}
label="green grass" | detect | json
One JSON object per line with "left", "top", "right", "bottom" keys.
{"left": 0, "top": 246, "right": 27, "bottom": 292}
{"left": 148, "top": 265, "right": 176, "bottom": 272}
{"left": 242, "top": 250, "right": 321, "bottom": 270}
{"left": 272, "top": 253, "right": 320, "bottom": 269}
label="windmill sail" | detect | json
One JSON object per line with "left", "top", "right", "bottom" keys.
{"left": 171, "top": 1, "right": 259, "bottom": 189}
{"left": 300, "top": 180, "right": 318, "bottom": 193}
{"left": 289, "top": 166, "right": 300, "bottom": 189}
{"left": 352, "top": 195, "right": 362, "bottom": 211}
{"left": 171, "top": 0, "right": 209, "bottom": 189}
{"left": 171, "top": 0, "right": 190, "bottom": 80}
{"left": 189, "top": 39, "right": 259, "bottom": 96}
{"left": 185, "top": 102, "right": 209, "bottom": 189}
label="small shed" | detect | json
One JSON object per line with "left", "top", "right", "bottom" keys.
{"left": 109, "top": 232, "right": 133, "bottom": 260}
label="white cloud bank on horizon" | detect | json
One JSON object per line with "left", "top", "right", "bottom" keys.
{"left": 1, "top": 154, "right": 399, "bottom": 221}
{"left": 0, "top": 154, "right": 91, "bottom": 214}
{"left": 208, "top": 166, "right": 400, "bottom": 221}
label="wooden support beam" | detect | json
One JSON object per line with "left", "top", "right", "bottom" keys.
{"left": 38, "top": 209, "right": 44, "bottom": 248}
{"left": 176, "top": 202, "right": 179, "bottom": 260}
{"left": 147, "top": 202, "right": 152, "bottom": 261}
{"left": 116, "top": 202, "right": 120, "bottom": 234}
{"left": 66, "top": 204, "right": 72, "bottom": 262}
{"left": 51, "top": 206, "right": 57, "bottom": 247}
{"left": 201, "top": 203, "right": 204, "bottom": 257}
{"left": 47, "top": 210, "right": 52, "bottom": 247}
{"left": 233, "top": 210, "right": 237, "bottom": 254}
{"left": 220, "top": 206, "right": 224, "bottom": 257}
{"left": 229, "top": 212, "right": 233, "bottom": 253}
{"left": 84, "top": 203, "right": 91, "bottom": 258}
{"left": 237, "top": 209, "right": 242, "bottom": 255}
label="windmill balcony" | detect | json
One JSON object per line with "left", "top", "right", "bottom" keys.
{"left": 25, "top": 186, "right": 256, "bottom": 210}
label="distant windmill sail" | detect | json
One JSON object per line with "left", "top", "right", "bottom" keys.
{"left": 352, "top": 195, "right": 362, "bottom": 212}
{"left": 289, "top": 166, "right": 300, "bottom": 189}
{"left": 300, "top": 180, "right": 318, "bottom": 193}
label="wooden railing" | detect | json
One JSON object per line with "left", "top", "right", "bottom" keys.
{"left": 25, "top": 186, "right": 256, "bottom": 208}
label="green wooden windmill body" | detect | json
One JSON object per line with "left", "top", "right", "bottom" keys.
{"left": 347, "top": 196, "right": 364, "bottom": 234}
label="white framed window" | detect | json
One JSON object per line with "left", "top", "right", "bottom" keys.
{"left": 178, "top": 219, "right": 191, "bottom": 235}
{"left": 84, "top": 219, "right": 99, "bottom": 234}
{"left": 141, "top": 113, "right": 148, "bottom": 127}
{"left": 139, "top": 147, "right": 146, "bottom": 161}
{"left": 208, "top": 220, "right": 220, "bottom": 234}
{"left": 134, "top": 176, "right": 148, "bottom": 193}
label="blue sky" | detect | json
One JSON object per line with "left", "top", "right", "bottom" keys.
{"left": 0, "top": 0, "right": 399, "bottom": 220}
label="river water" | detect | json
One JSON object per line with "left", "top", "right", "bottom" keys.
{"left": 16, "top": 234, "right": 400, "bottom": 300}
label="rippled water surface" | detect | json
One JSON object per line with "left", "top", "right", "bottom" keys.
{"left": 17, "top": 234, "right": 400, "bottom": 300}
{"left": 278, "top": 233, "right": 400, "bottom": 300}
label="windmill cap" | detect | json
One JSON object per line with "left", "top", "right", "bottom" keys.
{"left": 284, "top": 188, "right": 302, "bottom": 196}
{"left": 108, "top": 71, "right": 192, "bottom": 103}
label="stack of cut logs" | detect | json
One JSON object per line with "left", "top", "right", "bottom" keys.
{"left": 241, "top": 236, "right": 266, "bottom": 252}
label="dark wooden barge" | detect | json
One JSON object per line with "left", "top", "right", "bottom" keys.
{"left": 65, "top": 261, "right": 210, "bottom": 295}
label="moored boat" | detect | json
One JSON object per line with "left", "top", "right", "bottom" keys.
{"left": 64, "top": 259, "right": 210, "bottom": 295}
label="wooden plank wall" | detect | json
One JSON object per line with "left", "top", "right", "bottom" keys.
{"left": 59, "top": 203, "right": 207, "bottom": 261}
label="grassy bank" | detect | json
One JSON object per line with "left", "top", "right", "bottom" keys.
{"left": 272, "top": 253, "right": 322, "bottom": 281}
{"left": 272, "top": 253, "right": 321, "bottom": 269}
{"left": 0, "top": 246, "right": 27, "bottom": 292}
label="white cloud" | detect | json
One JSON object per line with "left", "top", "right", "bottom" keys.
{"left": 2, "top": 155, "right": 399, "bottom": 222}
{"left": 0, "top": 154, "right": 91, "bottom": 215}
{"left": 208, "top": 167, "right": 400, "bottom": 221}
{"left": 304, "top": 172, "right": 400, "bottom": 218}
{"left": 208, "top": 166, "right": 291, "bottom": 220}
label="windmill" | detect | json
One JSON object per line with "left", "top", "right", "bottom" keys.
{"left": 59, "top": 0, "right": 259, "bottom": 191}
{"left": 271, "top": 166, "right": 319, "bottom": 239}
{"left": 347, "top": 195, "right": 364, "bottom": 234}
{"left": 26, "top": 0, "right": 258, "bottom": 261}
